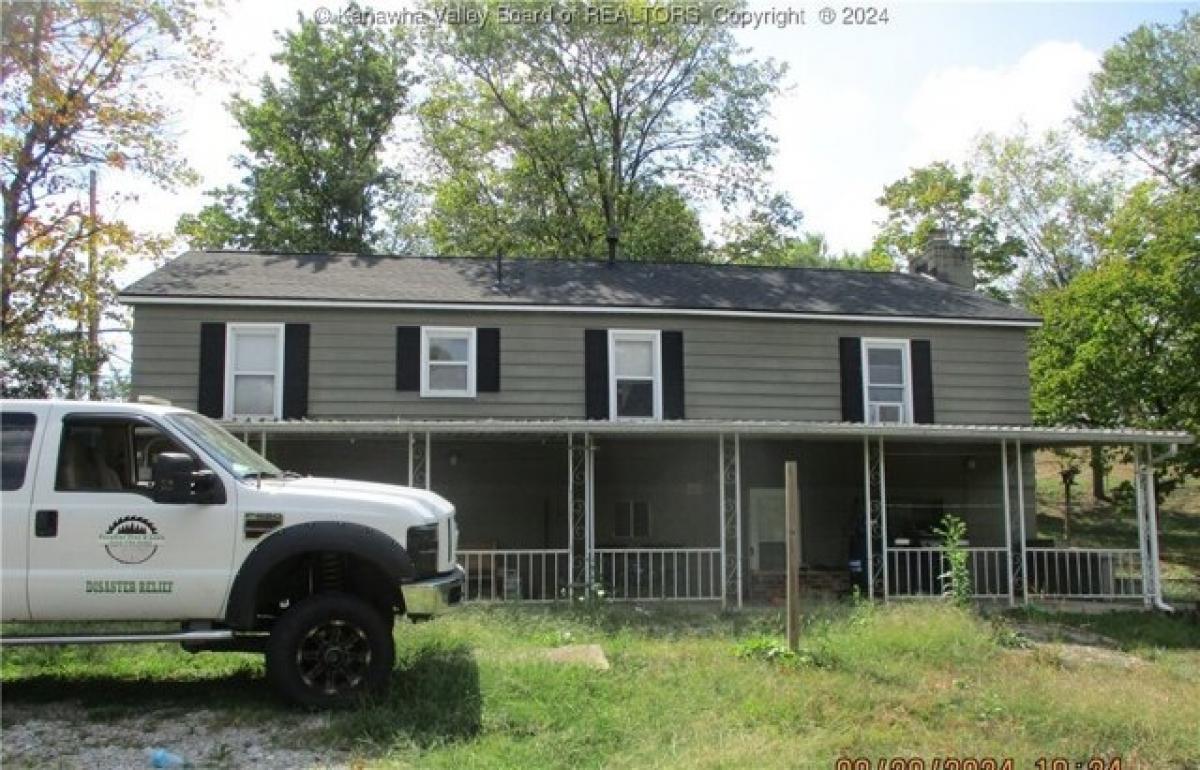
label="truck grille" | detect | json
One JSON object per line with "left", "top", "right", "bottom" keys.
{"left": 407, "top": 523, "right": 439, "bottom": 578}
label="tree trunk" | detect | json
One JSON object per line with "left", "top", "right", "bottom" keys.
{"left": 1090, "top": 447, "right": 1108, "bottom": 501}
{"left": 1062, "top": 486, "right": 1072, "bottom": 541}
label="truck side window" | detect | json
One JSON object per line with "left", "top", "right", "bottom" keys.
{"left": 132, "top": 425, "right": 187, "bottom": 491}
{"left": 56, "top": 420, "right": 131, "bottom": 492}
{"left": 1, "top": 412, "right": 37, "bottom": 491}
{"left": 55, "top": 418, "right": 185, "bottom": 494}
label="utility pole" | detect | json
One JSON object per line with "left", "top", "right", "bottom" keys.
{"left": 87, "top": 168, "right": 100, "bottom": 400}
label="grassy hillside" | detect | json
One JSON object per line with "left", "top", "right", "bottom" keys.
{"left": 1034, "top": 453, "right": 1200, "bottom": 604}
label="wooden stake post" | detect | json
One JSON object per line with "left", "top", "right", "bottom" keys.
{"left": 785, "top": 461, "right": 802, "bottom": 651}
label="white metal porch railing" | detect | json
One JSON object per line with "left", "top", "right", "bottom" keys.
{"left": 593, "top": 548, "right": 722, "bottom": 600}
{"left": 887, "top": 547, "right": 1009, "bottom": 599}
{"left": 459, "top": 549, "right": 570, "bottom": 602}
{"left": 1025, "top": 548, "right": 1142, "bottom": 600}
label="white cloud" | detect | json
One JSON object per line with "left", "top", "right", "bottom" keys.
{"left": 768, "top": 79, "right": 881, "bottom": 255}
{"left": 902, "top": 40, "right": 1099, "bottom": 169}
{"left": 768, "top": 39, "right": 1103, "bottom": 254}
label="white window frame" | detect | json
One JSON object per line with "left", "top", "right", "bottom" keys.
{"left": 861, "top": 338, "right": 913, "bottom": 425}
{"left": 224, "top": 323, "right": 285, "bottom": 420}
{"left": 420, "top": 326, "right": 477, "bottom": 398}
{"left": 608, "top": 329, "right": 662, "bottom": 421}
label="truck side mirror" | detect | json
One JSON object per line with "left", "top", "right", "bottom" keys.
{"left": 153, "top": 452, "right": 225, "bottom": 505}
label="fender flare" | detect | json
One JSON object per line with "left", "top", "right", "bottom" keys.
{"left": 224, "top": 521, "right": 414, "bottom": 630}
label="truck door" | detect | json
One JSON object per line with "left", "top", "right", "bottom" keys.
{"left": 1, "top": 405, "right": 46, "bottom": 622}
{"left": 27, "top": 408, "right": 238, "bottom": 621}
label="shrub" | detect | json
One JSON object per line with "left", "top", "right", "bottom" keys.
{"left": 934, "top": 514, "right": 972, "bottom": 606}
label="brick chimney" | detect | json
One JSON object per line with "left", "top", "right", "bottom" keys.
{"left": 909, "top": 229, "right": 974, "bottom": 290}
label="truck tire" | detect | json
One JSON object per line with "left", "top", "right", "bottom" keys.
{"left": 265, "top": 592, "right": 395, "bottom": 708}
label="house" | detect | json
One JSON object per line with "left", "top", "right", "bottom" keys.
{"left": 119, "top": 239, "right": 1191, "bottom": 608}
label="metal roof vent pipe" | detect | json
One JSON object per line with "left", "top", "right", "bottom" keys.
{"left": 606, "top": 224, "right": 620, "bottom": 267}
{"left": 910, "top": 228, "right": 975, "bottom": 290}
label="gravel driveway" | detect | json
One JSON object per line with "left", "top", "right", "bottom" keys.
{"left": 2, "top": 701, "right": 352, "bottom": 769}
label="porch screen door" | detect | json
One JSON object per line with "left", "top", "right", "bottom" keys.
{"left": 748, "top": 488, "right": 787, "bottom": 572}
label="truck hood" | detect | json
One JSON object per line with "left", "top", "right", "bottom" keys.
{"left": 241, "top": 476, "right": 450, "bottom": 524}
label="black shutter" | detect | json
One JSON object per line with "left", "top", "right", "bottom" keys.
{"left": 395, "top": 326, "right": 420, "bottom": 391}
{"left": 282, "top": 324, "right": 310, "bottom": 419}
{"left": 477, "top": 328, "right": 501, "bottom": 393}
{"left": 662, "top": 331, "right": 685, "bottom": 420}
{"left": 838, "top": 337, "right": 864, "bottom": 422}
{"left": 584, "top": 329, "right": 609, "bottom": 420}
{"left": 197, "top": 322, "right": 225, "bottom": 418}
{"left": 911, "top": 339, "right": 935, "bottom": 424}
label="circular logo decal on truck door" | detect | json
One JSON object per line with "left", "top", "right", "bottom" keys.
{"left": 99, "top": 516, "right": 165, "bottom": 564}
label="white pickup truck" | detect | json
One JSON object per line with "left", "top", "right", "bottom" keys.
{"left": 0, "top": 399, "right": 463, "bottom": 706}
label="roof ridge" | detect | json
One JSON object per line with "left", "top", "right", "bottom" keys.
{"left": 194, "top": 249, "right": 930, "bottom": 279}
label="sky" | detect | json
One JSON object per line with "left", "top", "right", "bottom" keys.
{"left": 110, "top": 0, "right": 1194, "bottom": 285}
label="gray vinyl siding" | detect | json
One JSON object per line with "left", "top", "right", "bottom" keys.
{"left": 130, "top": 304, "right": 1032, "bottom": 425}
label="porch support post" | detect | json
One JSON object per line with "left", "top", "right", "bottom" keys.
{"left": 1015, "top": 440, "right": 1028, "bottom": 605}
{"left": 1134, "top": 445, "right": 1152, "bottom": 607}
{"left": 408, "top": 431, "right": 429, "bottom": 489}
{"left": 718, "top": 433, "right": 742, "bottom": 608}
{"left": 719, "top": 434, "right": 727, "bottom": 609}
{"left": 568, "top": 433, "right": 589, "bottom": 592}
{"left": 1136, "top": 444, "right": 1164, "bottom": 608}
{"left": 260, "top": 430, "right": 267, "bottom": 458}
{"left": 735, "top": 434, "right": 743, "bottom": 608}
{"left": 424, "top": 431, "right": 432, "bottom": 490}
{"left": 1145, "top": 447, "right": 1164, "bottom": 606}
{"left": 878, "top": 436, "right": 889, "bottom": 602}
{"left": 585, "top": 433, "right": 595, "bottom": 587}
{"left": 1001, "top": 441, "right": 1015, "bottom": 606}
{"left": 862, "top": 436, "right": 874, "bottom": 600}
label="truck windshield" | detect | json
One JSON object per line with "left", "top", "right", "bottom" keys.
{"left": 166, "top": 413, "right": 283, "bottom": 481}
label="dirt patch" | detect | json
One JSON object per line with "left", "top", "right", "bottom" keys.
{"left": 542, "top": 644, "right": 610, "bottom": 670}
{"left": 1013, "top": 622, "right": 1122, "bottom": 647}
{"left": 1, "top": 702, "right": 349, "bottom": 769}
{"left": 1012, "top": 622, "right": 1146, "bottom": 670}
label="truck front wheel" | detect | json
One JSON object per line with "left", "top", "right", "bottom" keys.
{"left": 265, "top": 592, "right": 395, "bottom": 708}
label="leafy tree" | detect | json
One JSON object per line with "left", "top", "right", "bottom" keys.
{"left": 1030, "top": 183, "right": 1200, "bottom": 491}
{"left": 716, "top": 194, "right": 807, "bottom": 265}
{"left": 421, "top": 0, "right": 784, "bottom": 262}
{"left": 178, "top": 6, "right": 415, "bottom": 253}
{"left": 973, "top": 128, "right": 1122, "bottom": 301}
{"left": 872, "top": 162, "right": 1023, "bottom": 295}
{"left": 1, "top": 0, "right": 218, "bottom": 397}
{"left": 1076, "top": 11, "right": 1200, "bottom": 189}
{"left": 716, "top": 194, "right": 890, "bottom": 269}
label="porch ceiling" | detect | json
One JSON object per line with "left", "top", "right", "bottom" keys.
{"left": 220, "top": 418, "right": 1193, "bottom": 446}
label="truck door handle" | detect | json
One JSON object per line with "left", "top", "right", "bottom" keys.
{"left": 35, "top": 510, "right": 58, "bottom": 538}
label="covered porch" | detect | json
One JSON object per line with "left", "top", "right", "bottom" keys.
{"left": 233, "top": 419, "right": 1189, "bottom": 609}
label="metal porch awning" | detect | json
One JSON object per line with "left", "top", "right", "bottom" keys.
{"left": 220, "top": 417, "right": 1193, "bottom": 446}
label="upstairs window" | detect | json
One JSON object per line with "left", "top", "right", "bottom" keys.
{"left": 608, "top": 330, "right": 661, "bottom": 420}
{"left": 862, "top": 339, "right": 911, "bottom": 424}
{"left": 421, "top": 327, "right": 476, "bottom": 398}
{"left": 225, "top": 324, "right": 284, "bottom": 419}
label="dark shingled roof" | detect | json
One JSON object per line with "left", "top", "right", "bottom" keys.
{"left": 120, "top": 251, "right": 1039, "bottom": 323}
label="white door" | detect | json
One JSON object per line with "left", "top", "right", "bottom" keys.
{"left": 1, "top": 405, "right": 47, "bottom": 621}
{"left": 26, "top": 408, "right": 238, "bottom": 621}
{"left": 748, "top": 487, "right": 788, "bottom": 572}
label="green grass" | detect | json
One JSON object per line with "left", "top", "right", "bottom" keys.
{"left": 5, "top": 602, "right": 1200, "bottom": 768}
